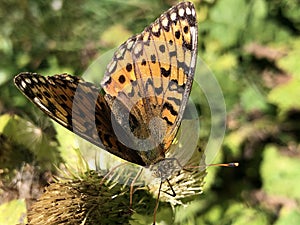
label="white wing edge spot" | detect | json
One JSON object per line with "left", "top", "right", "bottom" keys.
{"left": 24, "top": 78, "right": 32, "bottom": 84}
{"left": 39, "top": 77, "right": 47, "bottom": 84}
{"left": 133, "top": 42, "right": 143, "bottom": 56}
{"left": 33, "top": 97, "right": 68, "bottom": 127}
{"left": 32, "top": 77, "right": 38, "bottom": 83}
{"left": 101, "top": 73, "right": 111, "bottom": 86}
{"left": 21, "top": 80, "right": 27, "bottom": 90}
{"left": 127, "top": 39, "right": 135, "bottom": 50}
{"left": 34, "top": 97, "right": 50, "bottom": 114}
{"left": 192, "top": 8, "right": 196, "bottom": 17}
{"left": 178, "top": 8, "right": 185, "bottom": 17}
{"left": 170, "top": 12, "right": 177, "bottom": 21}
{"left": 186, "top": 7, "right": 191, "bottom": 15}
{"left": 161, "top": 17, "right": 169, "bottom": 28}
{"left": 107, "top": 60, "right": 117, "bottom": 74}
{"left": 116, "top": 46, "right": 126, "bottom": 59}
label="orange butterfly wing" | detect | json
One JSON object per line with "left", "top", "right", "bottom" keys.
{"left": 101, "top": 1, "right": 198, "bottom": 164}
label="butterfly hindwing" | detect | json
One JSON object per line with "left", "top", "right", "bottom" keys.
{"left": 14, "top": 72, "right": 146, "bottom": 165}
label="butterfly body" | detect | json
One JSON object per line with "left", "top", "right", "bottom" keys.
{"left": 14, "top": 0, "right": 198, "bottom": 175}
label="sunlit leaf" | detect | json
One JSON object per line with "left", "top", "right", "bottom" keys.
{"left": 275, "top": 208, "right": 300, "bottom": 225}
{"left": 277, "top": 39, "right": 300, "bottom": 80}
{"left": 0, "top": 114, "right": 61, "bottom": 171}
{"left": 100, "top": 24, "right": 132, "bottom": 47}
{"left": 0, "top": 199, "right": 27, "bottom": 224}
{"left": 261, "top": 145, "right": 300, "bottom": 200}
{"left": 209, "top": 0, "right": 247, "bottom": 47}
{"left": 268, "top": 78, "right": 300, "bottom": 117}
{"left": 240, "top": 87, "right": 268, "bottom": 112}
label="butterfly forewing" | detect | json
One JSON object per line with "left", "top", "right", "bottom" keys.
{"left": 101, "top": 2, "right": 198, "bottom": 159}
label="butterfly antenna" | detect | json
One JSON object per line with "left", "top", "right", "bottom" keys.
{"left": 153, "top": 181, "right": 163, "bottom": 225}
{"left": 185, "top": 162, "right": 239, "bottom": 169}
{"left": 208, "top": 162, "right": 239, "bottom": 167}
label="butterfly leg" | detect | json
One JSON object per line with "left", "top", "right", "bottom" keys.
{"left": 161, "top": 178, "right": 176, "bottom": 197}
{"left": 129, "top": 167, "right": 143, "bottom": 207}
{"left": 153, "top": 180, "right": 163, "bottom": 225}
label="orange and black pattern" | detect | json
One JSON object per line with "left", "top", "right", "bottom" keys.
{"left": 14, "top": 1, "right": 198, "bottom": 167}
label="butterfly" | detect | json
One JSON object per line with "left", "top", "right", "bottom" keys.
{"left": 14, "top": 1, "right": 198, "bottom": 224}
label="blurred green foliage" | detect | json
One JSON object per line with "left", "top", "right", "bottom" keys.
{"left": 1, "top": 0, "right": 300, "bottom": 224}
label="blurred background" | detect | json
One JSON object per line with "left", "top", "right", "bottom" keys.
{"left": 0, "top": 0, "right": 300, "bottom": 224}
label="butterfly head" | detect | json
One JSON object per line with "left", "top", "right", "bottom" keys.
{"left": 149, "top": 158, "right": 182, "bottom": 181}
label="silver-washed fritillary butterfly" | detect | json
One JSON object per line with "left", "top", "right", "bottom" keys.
{"left": 14, "top": 2, "right": 198, "bottom": 224}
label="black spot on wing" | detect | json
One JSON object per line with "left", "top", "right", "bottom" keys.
{"left": 183, "top": 26, "right": 189, "bottom": 34}
{"left": 103, "top": 77, "right": 112, "bottom": 86}
{"left": 118, "top": 75, "right": 126, "bottom": 84}
{"left": 159, "top": 44, "right": 165, "bottom": 53}
{"left": 168, "top": 79, "right": 185, "bottom": 93}
{"left": 155, "top": 87, "right": 163, "bottom": 95}
{"left": 183, "top": 41, "right": 193, "bottom": 51}
{"left": 160, "top": 67, "right": 171, "bottom": 77}
{"left": 169, "top": 51, "right": 177, "bottom": 58}
{"left": 151, "top": 26, "right": 161, "bottom": 37}
{"left": 167, "top": 97, "right": 181, "bottom": 106}
{"left": 126, "top": 63, "right": 133, "bottom": 72}
{"left": 43, "top": 91, "right": 51, "bottom": 98}
{"left": 128, "top": 86, "right": 135, "bottom": 98}
{"left": 177, "top": 61, "right": 190, "bottom": 75}
{"left": 151, "top": 54, "right": 156, "bottom": 64}
{"left": 175, "top": 30, "right": 181, "bottom": 39}
{"left": 163, "top": 102, "right": 178, "bottom": 116}
{"left": 60, "top": 94, "right": 68, "bottom": 101}
{"left": 163, "top": 116, "right": 173, "bottom": 125}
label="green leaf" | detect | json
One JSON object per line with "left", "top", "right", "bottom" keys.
{"left": 209, "top": 0, "right": 248, "bottom": 47}
{"left": 266, "top": 40, "right": 300, "bottom": 117}
{"left": 224, "top": 125, "right": 254, "bottom": 153}
{"left": 0, "top": 199, "right": 27, "bottom": 224}
{"left": 0, "top": 34, "right": 13, "bottom": 55}
{"left": 0, "top": 114, "right": 11, "bottom": 133}
{"left": 268, "top": 78, "right": 300, "bottom": 117}
{"left": 210, "top": 0, "right": 248, "bottom": 29}
{"left": 208, "top": 53, "right": 237, "bottom": 72}
{"left": 261, "top": 145, "right": 300, "bottom": 200}
{"left": 277, "top": 39, "right": 300, "bottom": 80}
{"left": 194, "top": 201, "right": 269, "bottom": 225}
{"left": 251, "top": 0, "right": 267, "bottom": 19}
{"left": 240, "top": 87, "right": 268, "bottom": 112}
{"left": 53, "top": 122, "right": 97, "bottom": 172}
{"left": 0, "top": 114, "right": 61, "bottom": 171}
{"left": 275, "top": 208, "right": 300, "bottom": 225}
{"left": 53, "top": 123, "right": 80, "bottom": 167}
{"left": 229, "top": 204, "right": 269, "bottom": 225}
{"left": 100, "top": 24, "right": 132, "bottom": 47}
